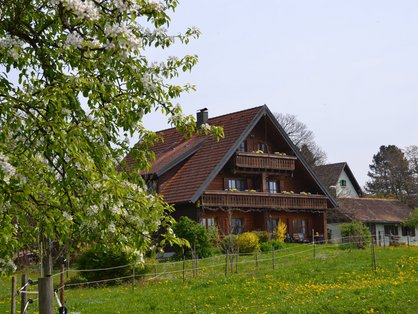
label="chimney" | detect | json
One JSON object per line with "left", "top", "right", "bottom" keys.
{"left": 196, "top": 108, "right": 208, "bottom": 127}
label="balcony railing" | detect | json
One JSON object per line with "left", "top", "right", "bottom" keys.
{"left": 235, "top": 152, "right": 296, "bottom": 171}
{"left": 202, "top": 191, "right": 328, "bottom": 210}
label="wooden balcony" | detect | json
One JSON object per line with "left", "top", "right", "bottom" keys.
{"left": 202, "top": 191, "right": 328, "bottom": 210}
{"left": 235, "top": 152, "right": 296, "bottom": 172}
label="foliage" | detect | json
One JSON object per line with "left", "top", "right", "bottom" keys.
{"left": 404, "top": 208, "right": 418, "bottom": 228}
{"left": 340, "top": 222, "right": 371, "bottom": 249}
{"left": 276, "top": 221, "right": 287, "bottom": 242}
{"left": 0, "top": 0, "right": 223, "bottom": 275}
{"left": 221, "top": 234, "right": 239, "bottom": 254}
{"left": 76, "top": 245, "right": 132, "bottom": 282}
{"left": 260, "top": 240, "right": 285, "bottom": 252}
{"left": 173, "top": 217, "right": 213, "bottom": 258}
{"left": 253, "top": 231, "right": 270, "bottom": 243}
{"left": 236, "top": 232, "right": 260, "bottom": 253}
{"left": 366, "top": 145, "right": 417, "bottom": 204}
{"left": 275, "top": 113, "right": 327, "bottom": 166}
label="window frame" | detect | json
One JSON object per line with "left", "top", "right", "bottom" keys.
{"left": 266, "top": 179, "right": 278, "bottom": 193}
{"left": 231, "top": 218, "right": 243, "bottom": 234}
{"left": 227, "top": 178, "right": 246, "bottom": 191}
{"left": 384, "top": 224, "right": 399, "bottom": 236}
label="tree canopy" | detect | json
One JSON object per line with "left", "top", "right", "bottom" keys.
{"left": 274, "top": 113, "right": 327, "bottom": 166}
{"left": 0, "top": 0, "right": 222, "bottom": 276}
{"left": 366, "top": 145, "right": 417, "bottom": 206}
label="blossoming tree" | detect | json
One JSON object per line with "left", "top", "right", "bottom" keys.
{"left": 0, "top": 0, "right": 222, "bottom": 312}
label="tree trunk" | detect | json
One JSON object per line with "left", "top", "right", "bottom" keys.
{"left": 38, "top": 238, "right": 54, "bottom": 314}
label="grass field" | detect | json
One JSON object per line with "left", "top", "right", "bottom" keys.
{"left": 1, "top": 244, "right": 417, "bottom": 313}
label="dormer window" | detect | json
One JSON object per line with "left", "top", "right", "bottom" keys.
{"left": 340, "top": 179, "right": 347, "bottom": 187}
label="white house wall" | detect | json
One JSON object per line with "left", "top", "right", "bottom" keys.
{"left": 328, "top": 223, "right": 418, "bottom": 246}
{"left": 337, "top": 170, "right": 359, "bottom": 198}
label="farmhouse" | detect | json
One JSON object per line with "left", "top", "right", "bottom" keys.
{"left": 315, "top": 162, "right": 418, "bottom": 245}
{"left": 124, "top": 105, "right": 336, "bottom": 241}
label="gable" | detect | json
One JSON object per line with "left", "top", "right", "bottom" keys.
{"left": 128, "top": 105, "right": 337, "bottom": 207}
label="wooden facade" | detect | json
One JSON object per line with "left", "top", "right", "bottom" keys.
{"left": 129, "top": 106, "right": 336, "bottom": 242}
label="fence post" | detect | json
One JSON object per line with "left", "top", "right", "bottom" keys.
{"left": 20, "top": 274, "right": 27, "bottom": 314}
{"left": 255, "top": 251, "right": 258, "bottom": 270}
{"left": 312, "top": 229, "right": 316, "bottom": 259}
{"left": 235, "top": 254, "right": 238, "bottom": 274}
{"left": 11, "top": 276, "right": 16, "bottom": 314}
{"left": 38, "top": 276, "right": 54, "bottom": 314}
{"left": 60, "top": 262, "right": 65, "bottom": 305}
{"left": 225, "top": 251, "right": 228, "bottom": 277}
{"left": 371, "top": 236, "right": 377, "bottom": 272}
{"left": 182, "top": 255, "right": 186, "bottom": 284}
{"left": 132, "top": 265, "right": 135, "bottom": 292}
{"left": 272, "top": 248, "right": 275, "bottom": 270}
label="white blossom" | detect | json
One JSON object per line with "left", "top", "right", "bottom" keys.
{"left": 145, "top": 0, "right": 165, "bottom": 12}
{"left": 0, "top": 153, "right": 16, "bottom": 184}
{"left": 64, "top": 32, "right": 83, "bottom": 48}
{"left": 57, "top": 0, "right": 100, "bottom": 21}
{"left": 200, "top": 123, "right": 211, "bottom": 132}
{"left": 108, "top": 222, "right": 116, "bottom": 233}
{"left": 0, "top": 34, "right": 23, "bottom": 60}
{"left": 0, "top": 258, "right": 17, "bottom": 276}
{"left": 62, "top": 211, "right": 73, "bottom": 221}
{"left": 104, "top": 24, "right": 142, "bottom": 51}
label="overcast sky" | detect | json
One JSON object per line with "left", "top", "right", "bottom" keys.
{"left": 143, "top": 0, "right": 418, "bottom": 188}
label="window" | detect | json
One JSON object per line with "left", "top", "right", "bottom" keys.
{"left": 266, "top": 180, "right": 278, "bottom": 193}
{"left": 402, "top": 226, "right": 416, "bottom": 236}
{"left": 292, "top": 219, "right": 306, "bottom": 235}
{"left": 237, "top": 141, "right": 246, "bottom": 152}
{"left": 340, "top": 179, "right": 347, "bottom": 187}
{"left": 258, "top": 143, "right": 267, "bottom": 153}
{"left": 231, "top": 218, "right": 243, "bottom": 234}
{"left": 201, "top": 217, "right": 216, "bottom": 229}
{"left": 267, "top": 218, "right": 279, "bottom": 233}
{"left": 227, "top": 179, "right": 246, "bottom": 191}
{"left": 384, "top": 224, "right": 399, "bottom": 236}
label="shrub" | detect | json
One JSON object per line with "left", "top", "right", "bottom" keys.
{"left": 260, "top": 240, "right": 285, "bottom": 252}
{"left": 221, "top": 234, "right": 239, "bottom": 253}
{"left": 237, "top": 232, "right": 260, "bottom": 253}
{"left": 253, "top": 231, "right": 270, "bottom": 243}
{"left": 276, "top": 221, "right": 287, "bottom": 242}
{"left": 340, "top": 221, "right": 371, "bottom": 249}
{"left": 76, "top": 245, "right": 131, "bottom": 282}
{"left": 173, "top": 216, "right": 213, "bottom": 258}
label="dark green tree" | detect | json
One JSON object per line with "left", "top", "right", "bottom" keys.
{"left": 366, "top": 145, "right": 413, "bottom": 202}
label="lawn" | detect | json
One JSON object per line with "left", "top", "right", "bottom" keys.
{"left": 1, "top": 244, "right": 417, "bottom": 313}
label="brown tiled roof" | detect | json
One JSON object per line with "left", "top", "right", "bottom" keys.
{"left": 145, "top": 107, "right": 262, "bottom": 203}
{"left": 314, "top": 162, "right": 363, "bottom": 196}
{"left": 124, "top": 105, "right": 337, "bottom": 206}
{"left": 336, "top": 197, "right": 412, "bottom": 223}
{"left": 314, "top": 163, "right": 346, "bottom": 190}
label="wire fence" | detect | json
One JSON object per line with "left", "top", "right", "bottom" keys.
{"left": 55, "top": 236, "right": 375, "bottom": 288}
{"left": 6, "top": 235, "right": 414, "bottom": 313}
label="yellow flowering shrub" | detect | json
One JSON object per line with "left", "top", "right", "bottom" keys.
{"left": 237, "top": 232, "right": 260, "bottom": 253}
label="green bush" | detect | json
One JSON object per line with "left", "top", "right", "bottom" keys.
{"left": 253, "top": 231, "right": 270, "bottom": 243}
{"left": 173, "top": 216, "right": 213, "bottom": 258}
{"left": 340, "top": 221, "right": 371, "bottom": 249}
{"left": 221, "top": 234, "right": 239, "bottom": 253}
{"left": 76, "top": 245, "right": 131, "bottom": 282}
{"left": 237, "top": 232, "right": 260, "bottom": 253}
{"left": 260, "top": 240, "right": 285, "bottom": 252}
